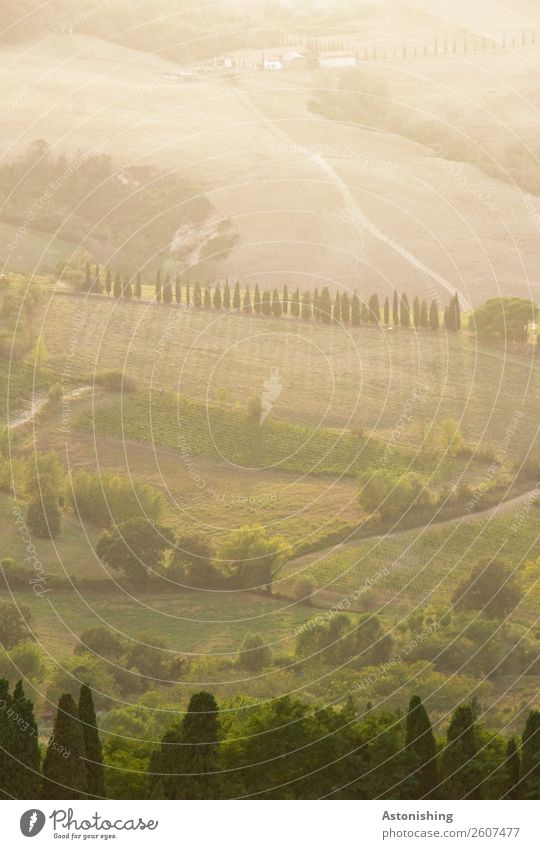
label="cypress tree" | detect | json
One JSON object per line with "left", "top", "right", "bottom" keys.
{"left": 291, "top": 288, "right": 300, "bottom": 318}
{"left": 3, "top": 681, "right": 41, "bottom": 799}
{"left": 443, "top": 306, "right": 449, "bottom": 329}
{"left": 193, "top": 283, "right": 202, "bottom": 308}
{"left": 175, "top": 274, "right": 181, "bottom": 304}
{"left": 243, "top": 285, "right": 252, "bottom": 313}
{"left": 261, "top": 290, "right": 272, "bottom": 317}
{"left": 383, "top": 296, "right": 389, "bottom": 325}
{"left": 253, "top": 284, "right": 261, "bottom": 314}
{"left": 93, "top": 264, "right": 102, "bottom": 294}
{"left": 123, "top": 278, "right": 132, "bottom": 298}
{"left": 135, "top": 272, "right": 142, "bottom": 299}
{"left": 186, "top": 281, "right": 191, "bottom": 306}
{"left": 429, "top": 300, "right": 439, "bottom": 330}
{"left": 272, "top": 289, "right": 282, "bottom": 318}
{"left": 113, "top": 272, "right": 122, "bottom": 299}
{"left": 320, "top": 287, "right": 332, "bottom": 324}
{"left": 155, "top": 270, "right": 162, "bottom": 302}
{"left": 505, "top": 738, "right": 520, "bottom": 799}
{"left": 420, "top": 300, "right": 428, "bottom": 328}
{"left": 233, "top": 281, "right": 241, "bottom": 310}
{"left": 149, "top": 692, "right": 221, "bottom": 800}
{"left": 0, "top": 678, "right": 11, "bottom": 798}
{"left": 204, "top": 285, "right": 212, "bottom": 309}
{"left": 521, "top": 710, "right": 540, "bottom": 799}
{"left": 42, "top": 694, "right": 87, "bottom": 800}
{"left": 351, "top": 293, "right": 360, "bottom": 326}
{"left": 223, "top": 281, "right": 231, "bottom": 309}
{"left": 453, "top": 292, "right": 461, "bottom": 330}
{"left": 400, "top": 293, "right": 411, "bottom": 328}
{"left": 313, "top": 288, "right": 320, "bottom": 320}
{"left": 368, "top": 293, "right": 380, "bottom": 323}
{"left": 341, "top": 292, "right": 350, "bottom": 323}
{"left": 413, "top": 296, "right": 420, "bottom": 327}
{"left": 282, "top": 284, "right": 289, "bottom": 314}
{"left": 78, "top": 684, "right": 104, "bottom": 798}
{"left": 213, "top": 284, "right": 222, "bottom": 310}
{"left": 405, "top": 695, "right": 437, "bottom": 798}
{"left": 360, "top": 302, "right": 369, "bottom": 323}
{"left": 105, "top": 268, "right": 112, "bottom": 296}
{"left": 84, "top": 261, "right": 92, "bottom": 292}
{"left": 392, "top": 290, "right": 399, "bottom": 325}
{"left": 301, "top": 290, "right": 312, "bottom": 320}
{"left": 333, "top": 292, "right": 341, "bottom": 323}
{"left": 440, "top": 704, "right": 478, "bottom": 799}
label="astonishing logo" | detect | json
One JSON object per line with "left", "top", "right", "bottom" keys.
{"left": 20, "top": 809, "right": 46, "bottom": 837}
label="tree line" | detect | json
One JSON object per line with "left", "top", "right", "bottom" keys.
{"left": 82, "top": 263, "right": 462, "bottom": 331}
{"left": 2, "top": 680, "right": 538, "bottom": 799}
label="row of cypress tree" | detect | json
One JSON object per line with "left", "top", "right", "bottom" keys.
{"left": 83, "top": 263, "right": 462, "bottom": 331}
{"left": 1, "top": 681, "right": 537, "bottom": 799}
{"left": 147, "top": 692, "right": 538, "bottom": 800}
{"left": 0, "top": 679, "right": 104, "bottom": 800}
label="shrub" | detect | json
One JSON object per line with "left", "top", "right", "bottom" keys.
{"left": 94, "top": 370, "right": 137, "bottom": 392}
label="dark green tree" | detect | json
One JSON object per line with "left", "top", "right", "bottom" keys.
{"left": 333, "top": 292, "right": 341, "bottom": 323}
{"left": 96, "top": 518, "right": 174, "bottom": 586}
{"left": 282, "top": 284, "right": 289, "bottom": 314}
{"left": 440, "top": 704, "right": 478, "bottom": 798}
{"left": 360, "top": 302, "right": 369, "bottom": 323}
{"left": 113, "top": 272, "right": 122, "bottom": 299}
{"left": 223, "top": 281, "right": 231, "bottom": 309}
{"left": 185, "top": 281, "right": 191, "bottom": 306}
{"left": 149, "top": 692, "right": 221, "bottom": 800}
{"left": 78, "top": 684, "right": 104, "bottom": 798}
{"left": 302, "top": 290, "right": 312, "bottom": 320}
{"left": 233, "top": 281, "right": 241, "bottom": 310}
{"left": 291, "top": 288, "right": 300, "bottom": 318}
{"left": 420, "top": 300, "right": 428, "bottom": 328}
{"left": 351, "top": 293, "right": 360, "bottom": 326}
{"left": 193, "top": 282, "right": 202, "bottom": 308}
{"left": 400, "top": 293, "right": 410, "bottom": 328}
{"left": 429, "top": 300, "right": 439, "bottom": 329}
{"left": 42, "top": 693, "right": 87, "bottom": 800}
{"left": 319, "top": 287, "right": 332, "bottom": 323}
{"left": 123, "top": 278, "right": 132, "bottom": 298}
{"left": 341, "top": 292, "right": 350, "bottom": 323}
{"left": 243, "top": 285, "right": 252, "bottom": 313}
{"left": 313, "top": 288, "right": 320, "bottom": 320}
{"left": 203, "top": 285, "right": 212, "bottom": 309}
{"left": 369, "top": 293, "right": 380, "bottom": 323}
{"left": 405, "top": 695, "right": 437, "bottom": 798}
{"left": 392, "top": 290, "right": 399, "bottom": 325}
{"left": 452, "top": 558, "right": 522, "bottom": 619}
{"left": 521, "top": 710, "right": 540, "bottom": 799}
{"left": 1, "top": 681, "right": 41, "bottom": 798}
{"left": 105, "top": 267, "right": 112, "bottom": 296}
{"left": 413, "top": 296, "right": 420, "bottom": 327}
{"left": 175, "top": 274, "right": 181, "bottom": 304}
{"left": 272, "top": 289, "right": 282, "bottom": 317}
{"left": 383, "top": 296, "right": 389, "bottom": 325}
{"left": 261, "top": 290, "right": 272, "bottom": 316}
{"left": 505, "top": 738, "right": 521, "bottom": 799}
{"left": 253, "top": 284, "right": 261, "bottom": 314}
{"left": 213, "top": 284, "right": 222, "bottom": 310}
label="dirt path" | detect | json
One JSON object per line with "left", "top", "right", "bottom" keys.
{"left": 290, "top": 486, "right": 538, "bottom": 567}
